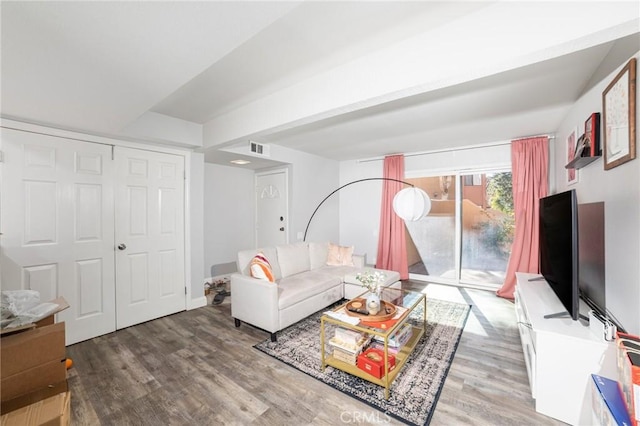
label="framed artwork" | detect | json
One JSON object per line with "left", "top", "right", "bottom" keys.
{"left": 584, "top": 113, "right": 600, "bottom": 157}
{"left": 566, "top": 127, "right": 579, "bottom": 185}
{"left": 602, "top": 58, "right": 636, "bottom": 170}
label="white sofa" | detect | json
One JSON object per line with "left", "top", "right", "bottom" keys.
{"left": 230, "top": 242, "right": 400, "bottom": 341}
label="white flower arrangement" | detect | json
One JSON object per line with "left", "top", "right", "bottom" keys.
{"left": 355, "top": 270, "right": 386, "bottom": 295}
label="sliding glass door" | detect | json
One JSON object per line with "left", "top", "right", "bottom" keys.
{"left": 405, "top": 170, "right": 513, "bottom": 289}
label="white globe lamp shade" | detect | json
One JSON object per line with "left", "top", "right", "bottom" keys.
{"left": 392, "top": 187, "right": 431, "bottom": 221}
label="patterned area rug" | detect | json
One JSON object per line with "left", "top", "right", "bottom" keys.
{"left": 254, "top": 297, "right": 471, "bottom": 425}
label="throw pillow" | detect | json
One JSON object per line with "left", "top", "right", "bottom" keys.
{"left": 326, "top": 243, "right": 354, "bottom": 266}
{"left": 250, "top": 252, "right": 275, "bottom": 283}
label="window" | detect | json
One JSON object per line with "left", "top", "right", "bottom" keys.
{"left": 405, "top": 170, "right": 514, "bottom": 288}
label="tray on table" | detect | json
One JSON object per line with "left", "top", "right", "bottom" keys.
{"left": 344, "top": 298, "right": 397, "bottom": 322}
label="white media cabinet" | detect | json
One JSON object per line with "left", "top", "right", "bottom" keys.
{"left": 514, "top": 272, "right": 617, "bottom": 425}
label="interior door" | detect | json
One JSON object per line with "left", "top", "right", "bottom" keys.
{"left": 0, "top": 128, "right": 116, "bottom": 344}
{"left": 114, "top": 147, "right": 186, "bottom": 329}
{"left": 256, "top": 169, "right": 288, "bottom": 247}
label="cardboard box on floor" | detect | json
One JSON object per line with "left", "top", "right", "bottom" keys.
{"left": 0, "top": 391, "right": 70, "bottom": 426}
{"left": 0, "top": 297, "right": 70, "bottom": 415}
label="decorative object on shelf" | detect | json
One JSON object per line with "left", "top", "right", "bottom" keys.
{"left": 566, "top": 127, "right": 579, "bottom": 184}
{"left": 573, "top": 134, "right": 587, "bottom": 158}
{"left": 603, "top": 58, "right": 636, "bottom": 170}
{"left": 302, "top": 178, "right": 431, "bottom": 241}
{"left": 566, "top": 113, "right": 603, "bottom": 170}
{"left": 584, "top": 112, "right": 601, "bottom": 157}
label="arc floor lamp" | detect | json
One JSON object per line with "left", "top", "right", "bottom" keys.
{"left": 303, "top": 177, "right": 431, "bottom": 241}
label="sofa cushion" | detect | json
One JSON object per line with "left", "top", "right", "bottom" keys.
{"left": 316, "top": 264, "right": 360, "bottom": 280}
{"left": 309, "top": 241, "right": 329, "bottom": 270}
{"left": 237, "top": 247, "right": 282, "bottom": 280}
{"left": 277, "top": 271, "right": 342, "bottom": 309}
{"left": 326, "top": 242, "right": 354, "bottom": 266}
{"left": 277, "top": 243, "right": 310, "bottom": 278}
{"left": 250, "top": 252, "right": 275, "bottom": 283}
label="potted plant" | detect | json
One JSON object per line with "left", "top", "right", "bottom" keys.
{"left": 355, "top": 270, "right": 386, "bottom": 315}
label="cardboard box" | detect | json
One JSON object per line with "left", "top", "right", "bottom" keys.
{"left": 1, "top": 322, "right": 67, "bottom": 410}
{"left": 591, "top": 374, "right": 633, "bottom": 426}
{"left": 1, "top": 297, "right": 69, "bottom": 414}
{"left": 0, "top": 381, "right": 68, "bottom": 416}
{"left": 357, "top": 348, "right": 396, "bottom": 379}
{"left": 1, "top": 391, "right": 70, "bottom": 426}
{"left": 616, "top": 332, "right": 640, "bottom": 426}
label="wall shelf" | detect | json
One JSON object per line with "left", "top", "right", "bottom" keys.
{"left": 565, "top": 154, "right": 601, "bottom": 169}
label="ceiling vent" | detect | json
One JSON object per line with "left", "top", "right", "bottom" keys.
{"left": 249, "top": 140, "right": 270, "bottom": 157}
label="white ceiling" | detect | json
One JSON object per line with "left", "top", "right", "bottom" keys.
{"left": 2, "top": 1, "right": 639, "bottom": 169}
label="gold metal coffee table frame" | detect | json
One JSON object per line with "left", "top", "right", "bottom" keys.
{"left": 320, "top": 287, "right": 427, "bottom": 400}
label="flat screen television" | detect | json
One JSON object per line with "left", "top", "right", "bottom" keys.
{"left": 538, "top": 189, "right": 579, "bottom": 320}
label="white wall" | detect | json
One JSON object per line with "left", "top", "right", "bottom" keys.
{"left": 266, "top": 144, "right": 340, "bottom": 244}
{"left": 339, "top": 143, "right": 511, "bottom": 265}
{"left": 339, "top": 160, "right": 384, "bottom": 264}
{"left": 203, "top": 163, "right": 255, "bottom": 274}
{"left": 553, "top": 44, "right": 640, "bottom": 335}
{"left": 203, "top": 145, "right": 340, "bottom": 273}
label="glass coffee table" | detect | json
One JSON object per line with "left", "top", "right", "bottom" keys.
{"left": 320, "top": 287, "right": 426, "bottom": 399}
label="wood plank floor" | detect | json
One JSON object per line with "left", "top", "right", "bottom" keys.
{"left": 66, "top": 281, "right": 565, "bottom": 425}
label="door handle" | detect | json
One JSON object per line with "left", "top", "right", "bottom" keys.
{"left": 279, "top": 227, "right": 285, "bottom": 231}
{"left": 118, "top": 244, "right": 127, "bottom": 250}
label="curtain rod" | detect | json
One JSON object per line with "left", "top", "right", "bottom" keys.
{"left": 357, "top": 134, "right": 555, "bottom": 163}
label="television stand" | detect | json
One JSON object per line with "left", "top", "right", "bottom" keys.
{"left": 543, "top": 311, "right": 589, "bottom": 322}
{"left": 514, "top": 272, "right": 616, "bottom": 425}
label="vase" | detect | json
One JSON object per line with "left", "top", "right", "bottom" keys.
{"left": 366, "top": 291, "right": 381, "bottom": 315}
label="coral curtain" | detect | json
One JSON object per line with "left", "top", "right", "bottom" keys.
{"left": 376, "top": 155, "right": 409, "bottom": 280}
{"left": 497, "top": 136, "right": 549, "bottom": 299}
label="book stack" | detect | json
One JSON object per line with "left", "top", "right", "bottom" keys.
{"left": 369, "top": 322, "right": 413, "bottom": 354}
{"left": 328, "top": 328, "right": 370, "bottom": 365}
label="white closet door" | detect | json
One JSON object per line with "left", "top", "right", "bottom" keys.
{"left": 0, "top": 128, "right": 116, "bottom": 344}
{"left": 114, "top": 147, "right": 185, "bottom": 329}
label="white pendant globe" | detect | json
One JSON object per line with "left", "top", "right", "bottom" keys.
{"left": 392, "top": 187, "right": 431, "bottom": 221}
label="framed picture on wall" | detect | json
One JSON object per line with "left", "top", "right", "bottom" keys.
{"left": 584, "top": 113, "right": 600, "bottom": 157}
{"left": 566, "top": 127, "right": 579, "bottom": 185}
{"left": 602, "top": 58, "right": 636, "bottom": 170}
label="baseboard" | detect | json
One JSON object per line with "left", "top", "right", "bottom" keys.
{"left": 188, "top": 296, "right": 207, "bottom": 310}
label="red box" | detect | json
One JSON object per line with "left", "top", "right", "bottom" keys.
{"left": 584, "top": 112, "right": 601, "bottom": 157}
{"left": 615, "top": 332, "right": 640, "bottom": 426}
{"left": 357, "top": 348, "right": 396, "bottom": 379}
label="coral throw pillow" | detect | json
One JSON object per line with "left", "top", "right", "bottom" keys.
{"left": 326, "top": 243, "right": 354, "bottom": 266}
{"left": 250, "top": 252, "right": 275, "bottom": 283}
